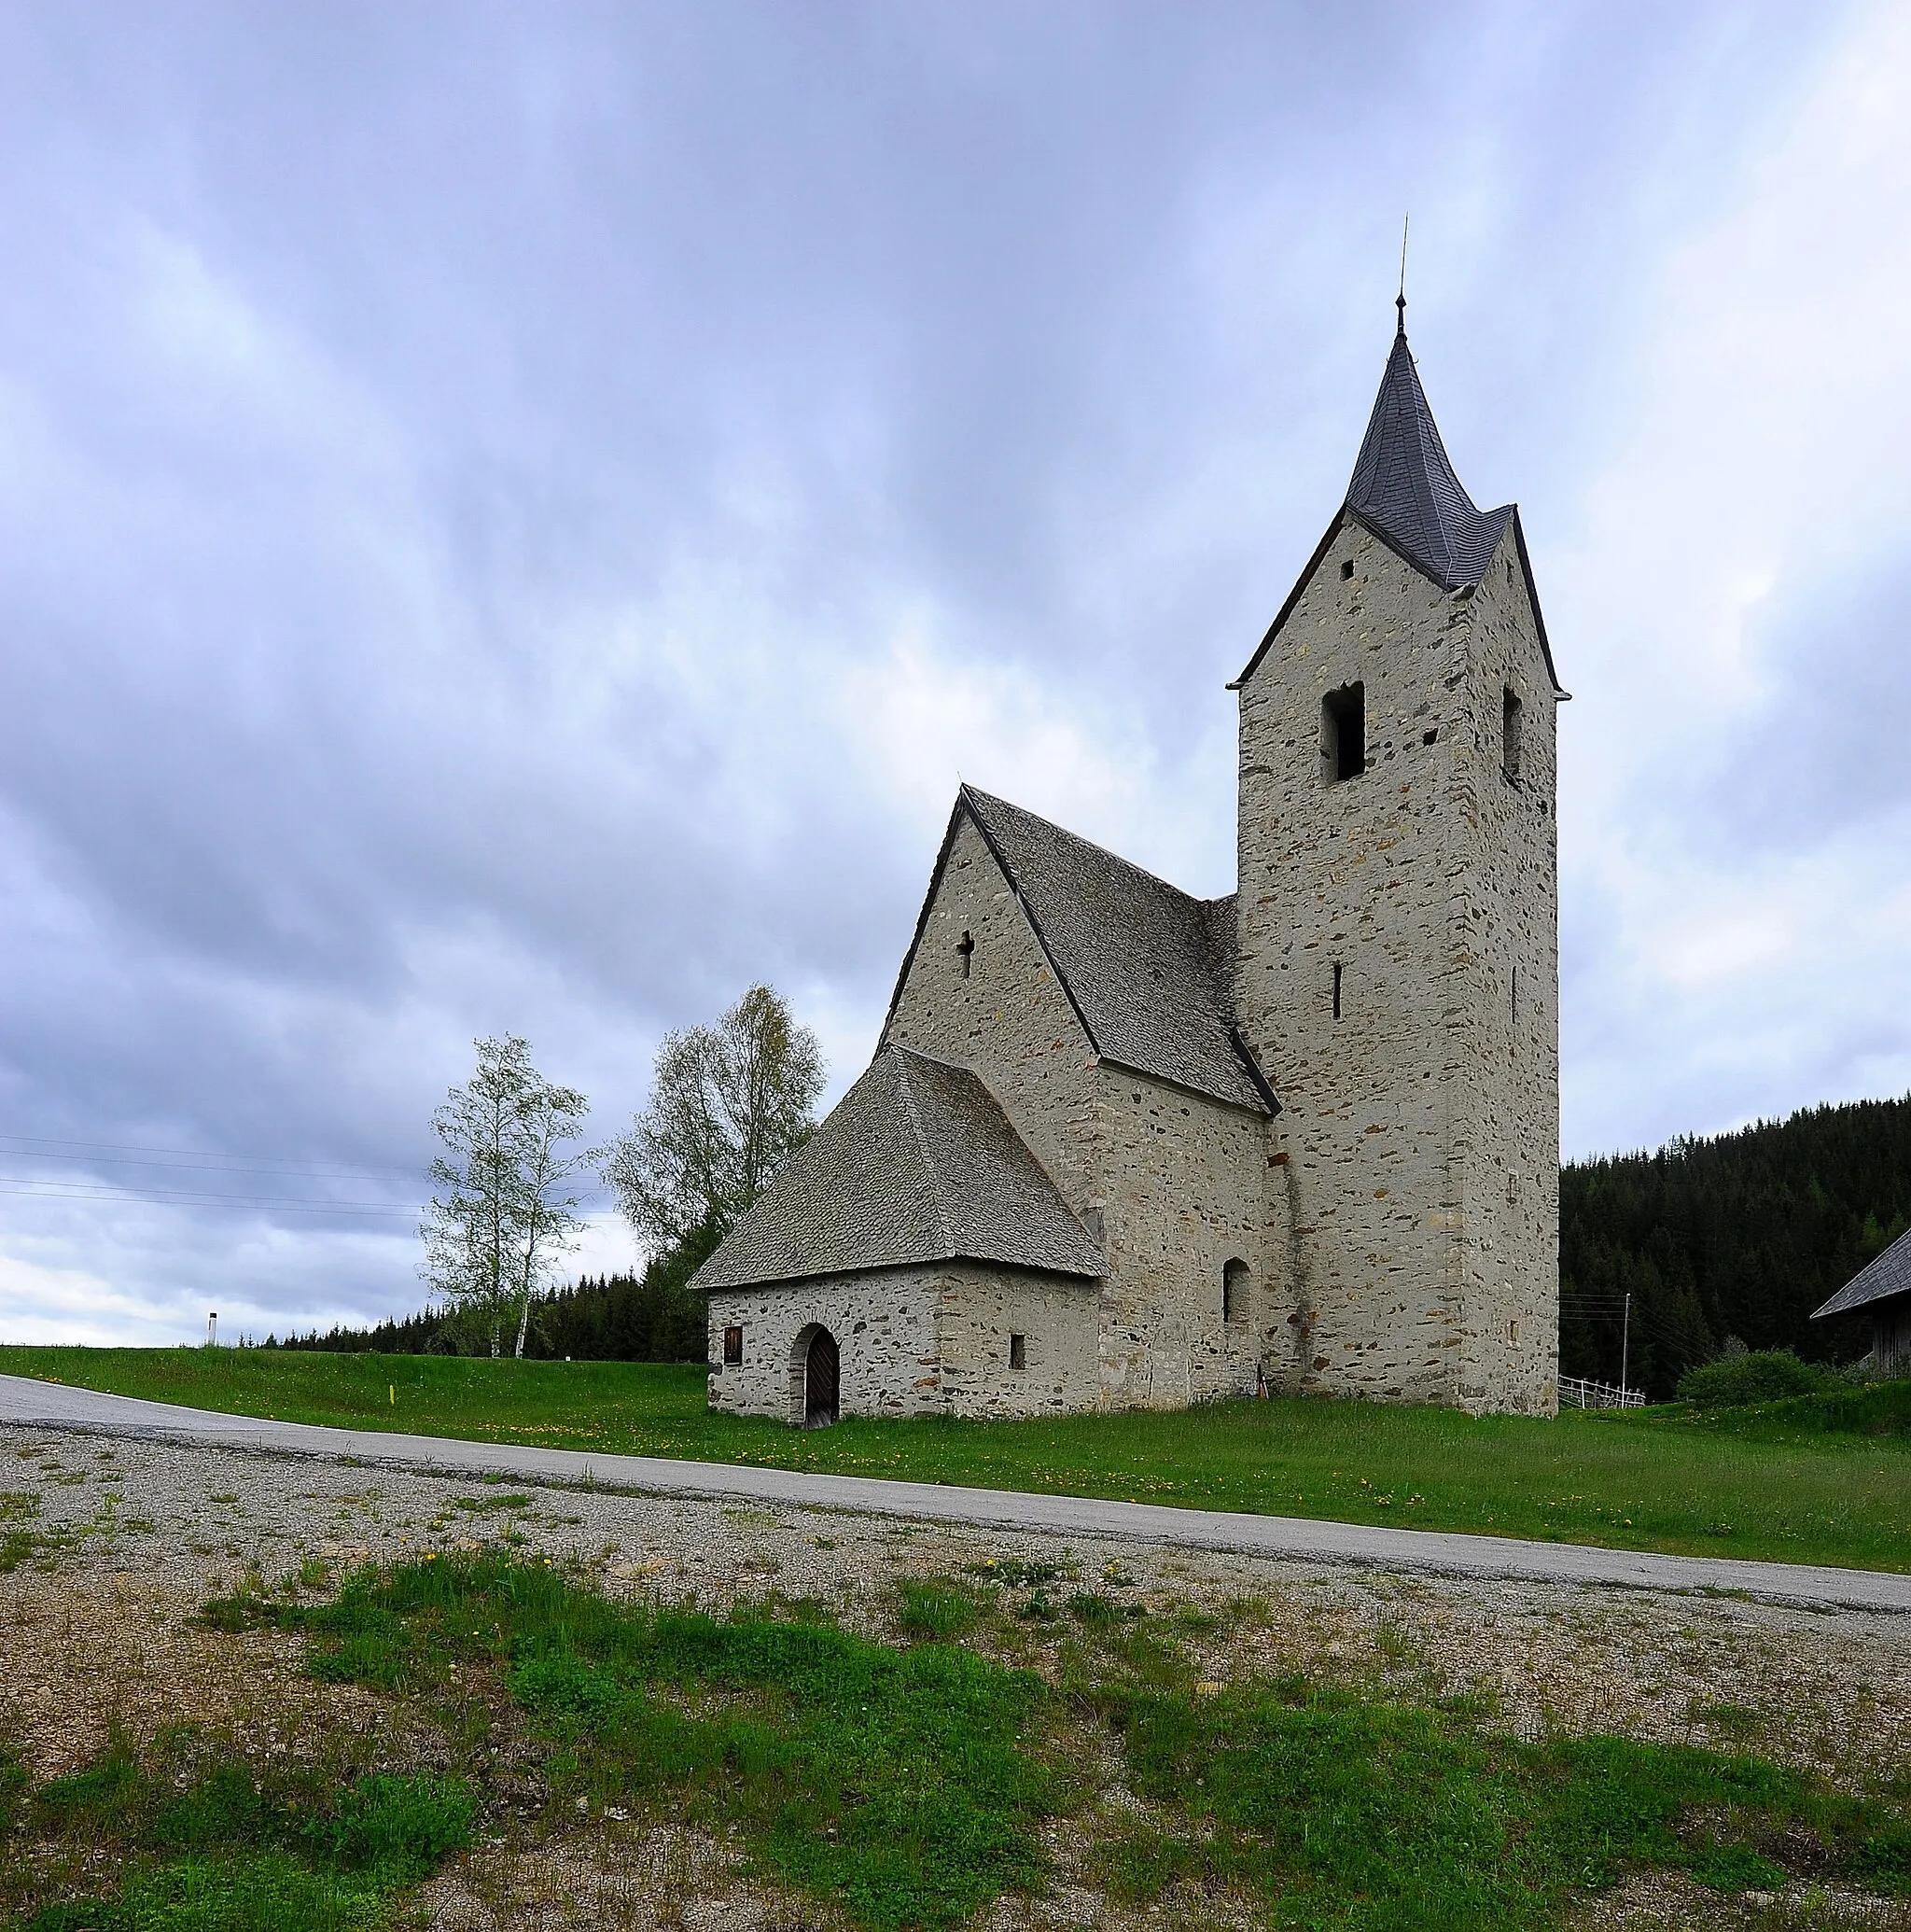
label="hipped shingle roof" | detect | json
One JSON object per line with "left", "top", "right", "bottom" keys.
{"left": 691, "top": 1045, "right": 1103, "bottom": 1293}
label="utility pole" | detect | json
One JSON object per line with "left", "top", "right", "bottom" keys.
{"left": 1620, "top": 1293, "right": 1631, "bottom": 1403}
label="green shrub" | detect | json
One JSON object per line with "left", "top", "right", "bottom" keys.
{"left": 1676, "top": 1350, "right": 1831, "bottom": 1407}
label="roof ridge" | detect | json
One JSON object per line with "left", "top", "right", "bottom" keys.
{"left": 959, "top": 785, "right": 1210, "bottom": 910}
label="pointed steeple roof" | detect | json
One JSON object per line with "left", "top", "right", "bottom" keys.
{"left": 1345, "top": 315, "right": 1513, "bottom": 591}
{"left": 1234, "top": 308, "right": 1563, "bottom": 694}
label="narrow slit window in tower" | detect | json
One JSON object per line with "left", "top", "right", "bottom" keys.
{"left": 956, "top": 930, "right": 974, "bottom": 978}
{"left": 1323, "top": 682, "right": 1366, "bottom": 782}
{"left": 1501, "top": 687, "right": 1523, "bottom": 783}
{"left": 1223, "top": 1259, "right": 1249, "bottom": 1323}
{"left": 1009, "top": 1333, "right": 1025, "bottom": 1370}
{"left": 1332, "top": 962, "right": 1344, "bottom": 1021}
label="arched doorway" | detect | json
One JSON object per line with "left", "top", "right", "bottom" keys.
{"left": 803, "top": 1326, "right": 840, "bottom": 1428}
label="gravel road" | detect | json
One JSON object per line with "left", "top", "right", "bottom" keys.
{"left": 3, "top": 1370, "right": 1907, "bottom": 1613}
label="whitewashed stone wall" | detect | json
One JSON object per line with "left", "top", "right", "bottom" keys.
{"left": 882, "top": 811, "right": 1276, "bottom": 1410}
{"left": 706, "top": 1264, "right": 1100, "bottom": 1421}
{"left": 1234, "top": 516, "right": 1560, "bottom": 1415}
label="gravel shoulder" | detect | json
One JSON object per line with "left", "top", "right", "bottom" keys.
{"left": 4, "top": 1370, "right": 1908, "bottom": 1612}
{"left": 7, "top": 1414, "right": 1911, "bottom": 1929}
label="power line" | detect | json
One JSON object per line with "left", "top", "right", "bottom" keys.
{"left": 0, "top": 1133, "right": 422, "bottom": 1182}
{"left": 0, "top": 1177, "right": 421, "bottom": 1217}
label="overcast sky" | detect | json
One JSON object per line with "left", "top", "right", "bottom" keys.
{"left": 3, "top": 0, "right": 1908, "bottom": 1345}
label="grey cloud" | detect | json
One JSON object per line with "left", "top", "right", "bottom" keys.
{"left": 0, "top": 0, "right": 1871, "bottom": 1336}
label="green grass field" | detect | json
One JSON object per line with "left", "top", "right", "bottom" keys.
{"left": 4, "top": 1345, "right": 1909, "bottom": 1574}
{"left": 21, "top": 1550, "right": 1907, "bottom": 1928}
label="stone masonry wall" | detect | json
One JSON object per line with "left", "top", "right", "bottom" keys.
{"left": 706, "top": 1264, "right": 1100, "bottom": 1421}
{"left": 1234, "top": 515, "right": 1559, "bottom": 1415}
{"left": 1083, "top": 1067, "right": 1277, "bottom": 1407}
{"left": 883, "top": 813, "right": 1101, "bottom": 1211}
{"left": 883, "top": 808, "right": 1275, "bottom": 1410}
{"left": 1450, "top": 539, "right": 1561, "bottom": 1413}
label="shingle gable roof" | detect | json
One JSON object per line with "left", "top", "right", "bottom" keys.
{"left": 1812, "top": 1225, "right": 1911, "bottom": 1322}
{"left": 691, "top": 1045, "right": 1103, "bottom": 1293}
{"left": 886, "top": 787, "right": 1274, "bottom": 1114}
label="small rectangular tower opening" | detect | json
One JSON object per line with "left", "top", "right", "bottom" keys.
{"left": 1501, "top": 686, "right": 1523, "bottom": 783}
{"left": 1009, "top": 1333, "right": 1025, "bottom": 1370}
{"left": 1223, "top": 1259, "right": 1249, "bottom": 1323}
{"left": 723, "top": 1325, "right": 744, "bottom": 1365}
{"left": 1323, "top": 682, "right": 1366, "bottom": 782}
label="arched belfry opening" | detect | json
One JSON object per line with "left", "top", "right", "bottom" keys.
{"left": 793, "top": 1323, "right": 840, "bottom": 1428}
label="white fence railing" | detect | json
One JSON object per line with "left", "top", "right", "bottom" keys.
{"left": 1559, "top": 1375, "right": 1645, "bottom": 1411}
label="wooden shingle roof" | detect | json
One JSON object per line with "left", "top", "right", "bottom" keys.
{"left": 880, "top": 787, "right": 1277, "bottom": 1115}
{"left": 692, "top": 1045, "right": 1103, "bottom": 1293}
{"left": 1813, "top": 1225, "right": 1911, "bottom": 1321}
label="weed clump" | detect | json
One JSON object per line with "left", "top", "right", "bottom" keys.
{"left": 896, "top": 1579, "right": 981, "bottom": 1639}
{"left": 16, "top": 1744, "right": 472, "bottom": 1931}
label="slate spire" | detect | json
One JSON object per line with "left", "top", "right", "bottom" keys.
{"left": 1345, "top": 310, "right": 1513, "bottom": 591}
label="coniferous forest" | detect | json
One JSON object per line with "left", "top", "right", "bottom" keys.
{"left": 276, "top": 1222, "right": 720, "bottom": 1365}
{"left": 278, "top": 1096, "right": 1911, "bottom": 1399}
{"left": 1559, "top": 1094, "right": 1911, "bottom": 1396}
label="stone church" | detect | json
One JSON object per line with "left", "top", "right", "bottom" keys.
{"left": 698, "top": 303, "right": 1565, "bottom": 1424}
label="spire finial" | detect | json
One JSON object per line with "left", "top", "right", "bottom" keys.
{"left": 1396, "top": 214, "right": 1409, "bottom": 336}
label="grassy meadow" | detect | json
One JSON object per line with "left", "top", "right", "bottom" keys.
{"left": 4, "top": 1345, "right": 1909, "bottom": 1573}
{"left": 18, "top": 1547, "right": 1911, "bottom": 1929}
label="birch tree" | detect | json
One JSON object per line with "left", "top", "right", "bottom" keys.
{"left": 602, "top": 985, "right": 823, "bottom": 1253}
{"left": 420, "top": 1035, "right": 592, "bottom": 1356}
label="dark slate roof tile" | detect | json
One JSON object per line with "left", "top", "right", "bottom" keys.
{"left": 1347, "top": 327, "right": 1514, "bottom": 592}
{"left": 959, "top": 788, "right": 1270, "bottom": 1113}
{"left": 692, "top": 1045, "right": 1103, "bottom": 1292}
{"left": 1812, "top": 1225, "right": 1911, "bottom": 1321}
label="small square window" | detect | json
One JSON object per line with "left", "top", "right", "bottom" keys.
{"left": 1009, "top": 1333, "right": 1026, "bottom": 1370}
{"left": 722, "top": 1325, "right": 743, "bottom": 1365}
{"left": 1340, "top": 559, "right": 1355, "bottom": 581}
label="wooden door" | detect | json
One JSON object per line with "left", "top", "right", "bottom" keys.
{"left": 805, "top": 1327, "right": 840, "bottom": 1427}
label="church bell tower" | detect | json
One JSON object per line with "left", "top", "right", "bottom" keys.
{"left": 1233, "top": 302, "right": 1564, "bottom": 1415}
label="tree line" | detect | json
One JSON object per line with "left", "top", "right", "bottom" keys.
{"left": 284, "top": 996, "right": 1910, "bottom": 1392}
{"left": 284, "top": 986, "right": 823, "bottom": 1362}
{"left": 1559, "top": 1094, "right": 1911, "bottom": 1396}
